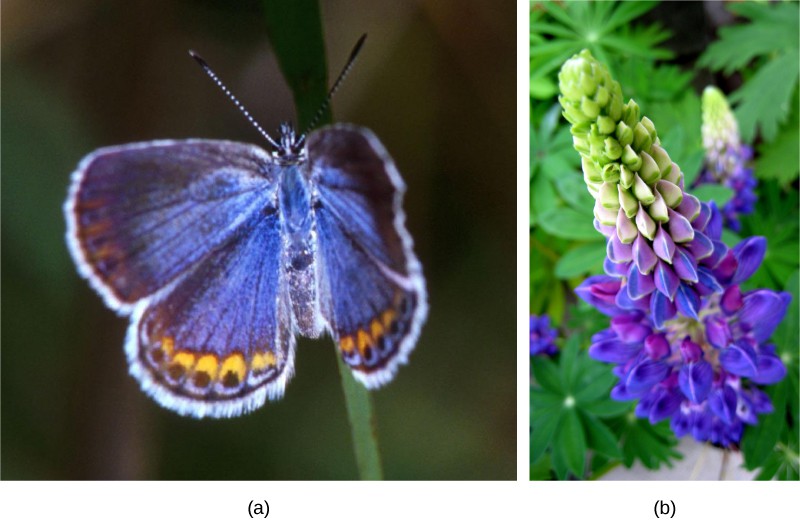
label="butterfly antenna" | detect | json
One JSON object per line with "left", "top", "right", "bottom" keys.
{"left": 188, "top": 50, "right": 280, "bottom": 149}
{"left": 302, "top": 33, "right": 367, "bottom": 135}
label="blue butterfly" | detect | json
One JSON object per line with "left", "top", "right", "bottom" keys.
{"left": 63, "top": 38, "right": 427, "bottom": 418}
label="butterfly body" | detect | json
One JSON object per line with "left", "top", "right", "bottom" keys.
{"left": 65, "top": 123, "right": 427, "bottom": 418}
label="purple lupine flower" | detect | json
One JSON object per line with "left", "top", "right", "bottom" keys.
{"left": 530, "top": 315, "right": 559, "bottom": 356}
{"left": 695, "top": 86, "right": 757, "bottom": 232}
{"left": 558, "top": 51, "right": 789, "bottom": 448}
{"left": 577, "top": 203, "right": 789, "bottom": 447}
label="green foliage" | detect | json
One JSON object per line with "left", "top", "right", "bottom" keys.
{"left": 755, "top": 104, "right": 800, "bottom": 186}
{"left": 531, "top": 334, "right": 646, "bottom": 479}
{"left": 697, "top": 2, "right": 800, "bottom": 143}
{"left": 531, "top": 1, "right": 671, "bottom": 99}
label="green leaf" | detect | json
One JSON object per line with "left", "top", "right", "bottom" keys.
{"left": 555, "top": 409, "right": 587, "bottom": 478}
{"left": 553, "top": 174, "right": 594, "bottom": 215}
{"left": 530, "top": 171, "right": 558, "bottom": 226}
{"left": 731, "top": 50, "right": 800, "bottom": 143}
{"left": 581, "top": 412, "right": 623, "bottom": 459}
{"left": 742, "top": 381, "right": 788, "bottom": 470}
{"left": 531, "top": 390, "right": 564, "bottom": 463}
{"left": 690, "top": 185, "right": 735, "bottom": 207}
{"left": 559, "top": 334, "right": 580, "bottom": 391}
{"left": 538, "top": 207, "right": 599, "bottom": 240}
{"left": 756, "top": 104, "right": 800, "bottom": 185}
{"left": 531, "top": 356, "right": 563, "bottom": 394}
{"left": 554, "top": 240, "right": 608, "bottom": 279}
{"left": 573, "top": 363, "right": 616, "bottom": 404}
{"left": 581, "top": 398, "right": 632, "bottom": 418}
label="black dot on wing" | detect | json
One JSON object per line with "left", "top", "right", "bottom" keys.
{"left": 222, "top": 371, "right": 240, "bottom": 389}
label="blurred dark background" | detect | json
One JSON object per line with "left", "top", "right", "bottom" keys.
{"left": 2, "top": 0, "right": 516, "bottom": 479}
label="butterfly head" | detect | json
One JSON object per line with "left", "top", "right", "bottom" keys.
{"left": 274, "top": 122, "right": 305, "bottom": 160}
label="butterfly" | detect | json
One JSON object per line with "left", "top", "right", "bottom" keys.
{"left": 63, "top": 36, "right": 427, "bottom": 418}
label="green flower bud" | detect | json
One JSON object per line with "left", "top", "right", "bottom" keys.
{"left": 648, "top": 143, "right": 672, "bottom": 177}
{"left": 595, "top": 85, "right": 610, "bottom": 107}
{"left": 638, "top": 151, "right": 661, "bottom": 184}
{"left": 620, "top": 164, "right": 635, "bottom": 189}
{"left": 656, "top": 180, "right": 683, "bottom": 208}
{"left": 599, "top": 182, "right": 620, "bottom": 209}
{"left": 621, "top": 145, "right": 642, "bottom": 170}
{"left": 602, "top": 163, "right": 620, "bottom": 183}
{"left": 640, "top": 117, "right": 657, "bottom": 143}
{"left": 582, "top": 97, "right": 600, "bottom": 119}
{"left": 608, "top": 91, "right": 623, "bottom": 121}
{"left": 615, "top": 121, "right": 634, "bottom": 147}
{"left": 597, "top": 115, "right": 616, "bottom": 135}
{"left": 604, "top": 137, "right": 622, "bottom": 160}
{"left": 622, "top": 99, "right": 640, "bottom": 128}
{"left": 648, "top": 191, "right": 669, "bottom": 222}
{"left": 618, "top": 185, "right": 639, "bottom": 218}
{"left": 633, "top": 121, "right": 653, "bottom": 152}
{"left": 582, "top": 157, "right": 603, "bottom": 183}
{"left": 633, "top": 173, "right": 655, "bottom": 205}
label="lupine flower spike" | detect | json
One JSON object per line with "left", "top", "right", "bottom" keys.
{"left": 530, "top": 315, "right": 558, "bottom": 356}
{"left": 696, "top": 86, "right": 756, "bottom": 232}
{"left": 558, "top": 50, "right": 789, "bottom": 447}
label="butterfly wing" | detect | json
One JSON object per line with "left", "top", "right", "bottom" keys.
{"left": 66, "top": 140, "right": 292, "bottom": 417}
{"left": 65, "top": 140, "right": 277, "bottom": 312}
{"left": 308, "top": 124, "right": 427, "bottom": 388}
{"left": 128, "top": 208, "right": 293, "bottom": 418}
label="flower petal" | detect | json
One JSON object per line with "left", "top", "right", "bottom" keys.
{"left": 650, "top": 387, "right": 683, "bottom": 423}
{"left": 675, "top": 284, "right": 700, "bottom": 320}
{"left": 623, "top": 358, "right": 670, "bottom": 394}
{"left": 679, "top": 361, "right": 713, "bottom": 404}
{"left": 704, "top": 315, "right": 731, "bottom": 349}
{"left": 731, "top": 236, "right": 766, "bottom": 285}
{"left": 632, "top": 233, "right": 658, "bottom": 274}
{"left": 719, "top": 340, "right": 759, "bottom": 378}
{"left": 652, "top": 224, "right": 676, "bottom": 263}
{"left": 708, "top": 385, "right": 738, "bottom": 425}
{"left": 685, "top": 232, "right": 714, "bottom": 260}
{"left": 672, "top": 247, "right": 699, "bottom": 283}
{"left": 654, "top": 261, "right": 680, "bottom": 300}
{"left": 607, "top": 233, "right": 633, "bottom": 263}
{"left": 739, "top": 289, "right": 791, "bottom": 342}
{"left": 575, "top": 276, "right": 622, "bottom": 316}
{"left": 751, "top": 354, "right": 787, "bottom": 385}
{"left": 627, "top": 263, "right": 656, "bottom": 299}
{"left": 667, "top": 207, "right": 694, "bottom": 243}
{"left": 650, "top": 290, "right": 677, "bottom": 330}
{"left": 589, "top": 338, "right": 643, "bottom": 363}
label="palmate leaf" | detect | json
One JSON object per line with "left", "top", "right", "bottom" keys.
{"left": 531, "top": 0, "right": 672, "bottom": 98}
{"left": 697, "top": 2, "right": 800, "bottom": 142}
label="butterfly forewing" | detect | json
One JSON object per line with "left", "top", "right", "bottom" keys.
{"left": 66, "top": 140, "right": 277, "bottom": 311}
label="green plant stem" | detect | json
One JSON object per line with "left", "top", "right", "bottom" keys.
{"left": 336, "top": 355, "right": 384, "bottom": 480}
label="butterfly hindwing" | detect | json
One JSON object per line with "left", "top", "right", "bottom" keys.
{"left": 309, "top": 125, "right": 427, "bottom": 388}
{"left": 129, "top": 208, "right": 294, "bottom": 418}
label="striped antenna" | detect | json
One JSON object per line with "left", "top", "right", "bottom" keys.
{"left": 188, "top": 50, "right": 280, "bottom": 149}
{"left": 302, "top": 33, "right": 367, "bottom": 135}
